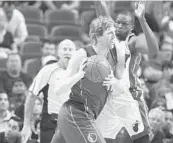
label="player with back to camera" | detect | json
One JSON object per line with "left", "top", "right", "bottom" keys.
{"left": 50, "top": 16, "right": 115, "bottom": 143}
{"left": 94, "top": 1, "right": 158, "bottom": 143}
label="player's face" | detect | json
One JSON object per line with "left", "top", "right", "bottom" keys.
{"left": 58, "top": 42, "right": 76, "bottom": 62}
{"left": 115, "top": 13, "right": 133, "bottom": 41}
{"left": 98, "top": 26, "right": 115, "bottom": 49}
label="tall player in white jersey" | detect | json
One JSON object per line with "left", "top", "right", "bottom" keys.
{"left": 94, "top": 1, "right": 158, "bottom": 143}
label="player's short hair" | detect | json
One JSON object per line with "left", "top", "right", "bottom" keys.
{"left": 115, "top": 10, "right": 135, "bottom": 25}
{"left": 89, "top": 16, "right": 114, "bottom": 42}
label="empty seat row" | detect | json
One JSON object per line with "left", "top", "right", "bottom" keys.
{"left": 27, "top": 24, "right": 82, "bottom": 42}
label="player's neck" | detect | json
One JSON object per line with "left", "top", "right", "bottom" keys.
{"left": 93, "top": 44, "right": 108, "bottom": 57}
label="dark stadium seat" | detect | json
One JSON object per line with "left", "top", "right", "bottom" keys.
{"left": 27, "top": 24, "right": 48, "bottom": 39}
{"left": 49, "top": 25, "right": 82, "bottom": 43}
{"left": 18, "top": 7, "right": 43, "bottom": 24}
{"left": 26, "top": 36, "right": 40, "bottom": 42}
{"left": 45, "top": 10, "right": 78, "bottom": 32}
{"left": 20, "top": 42, "right": 42, "bottom": 60}
{"left": 80, "top": 10, "right": 96, "bottom": 34}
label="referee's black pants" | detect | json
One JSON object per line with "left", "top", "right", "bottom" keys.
{"left": 40, "top": 113, "right": 58, "bottom": 143}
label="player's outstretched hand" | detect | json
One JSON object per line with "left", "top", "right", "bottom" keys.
{"left": 134, "top": 0, "right": 146, "bottom": 19}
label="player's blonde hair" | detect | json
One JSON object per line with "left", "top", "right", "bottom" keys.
{"left": 89, "top": 16, "right": 114, "bottom": 43}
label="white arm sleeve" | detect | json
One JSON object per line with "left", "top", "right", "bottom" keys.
{"left": 29, "top": 65, "right": 58, "bottom": 96}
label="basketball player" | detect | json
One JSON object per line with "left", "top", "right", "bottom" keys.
{"left": 50, "top": 16, "right": 115, "bottom": 143}
{"left": 94, "top": 1, "right": 158, "bottom": 143}
{"left": 21, "top": 39, "right": 78, "bottom": 143}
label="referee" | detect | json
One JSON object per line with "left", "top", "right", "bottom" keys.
{"left": 21, "top": 39, "right": 76, "bottom": 143}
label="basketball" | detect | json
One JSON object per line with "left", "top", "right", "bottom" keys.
{"left": 85, "top": 55, "right": 112, "bottom": 83}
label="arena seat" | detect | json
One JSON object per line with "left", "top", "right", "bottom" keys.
{"left": 20, "top": 42, "right": 42, "bottom": 60}
{"left": 49, "top": 25, "right": 82, "bottom": 43}
{"left": 27, "top": 24, "right": 48, "bottom": 39}
{"left": 45, "top": 10, "right": 77, "bottom": 32}
{"left": 18, "top": 7, "right": 43, "bottom": 24}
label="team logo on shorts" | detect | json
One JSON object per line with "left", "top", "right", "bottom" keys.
{"left": 133, "top": 120, "right": 139, "bottom": 132}
{"left": 87, "top": 133, "right": 97, "bottom": 143}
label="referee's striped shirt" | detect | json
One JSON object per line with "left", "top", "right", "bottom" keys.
{"left": 28, "top": 63, "right": 70, "bottom": 115}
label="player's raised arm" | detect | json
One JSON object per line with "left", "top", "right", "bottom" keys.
{"left": 94, "top": 0, "right": 110, "bottom": 17}
{"left": 134, "top": 1, "right": 158, "bottom": 56}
